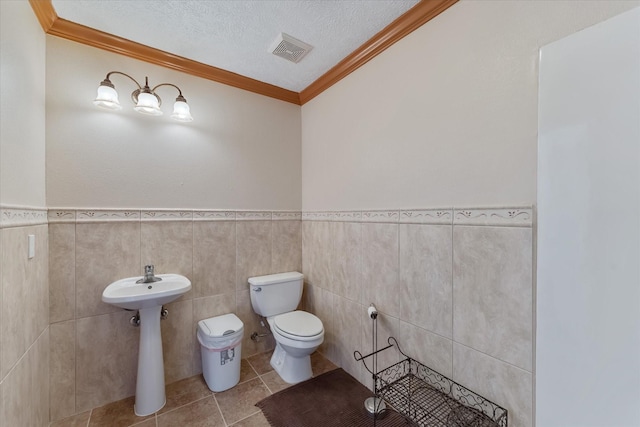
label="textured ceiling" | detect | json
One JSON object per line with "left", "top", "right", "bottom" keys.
{"left": 51, "top": 0, "right": 420, "bottom": 92}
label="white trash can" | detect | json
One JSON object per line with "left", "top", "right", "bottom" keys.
{"left": 197, "top": 313, "right": 244, "bottom": 392}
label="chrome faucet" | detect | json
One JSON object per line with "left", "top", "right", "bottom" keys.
{"left": 137, "top": 264, "right": 162, "bottom": 283}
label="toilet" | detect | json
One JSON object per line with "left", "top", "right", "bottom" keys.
{"left": 248, "top": 272, "right": 324, "bottom": 384}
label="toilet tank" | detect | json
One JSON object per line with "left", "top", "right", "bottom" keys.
{"left": 248, "top": 272, "right": 303, "bottom": 317}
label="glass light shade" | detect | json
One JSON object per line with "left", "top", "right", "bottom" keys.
{"left": 93, "top": 85, "right": 122, "bottom": 110}
{"left": 134, "top": 92, "right": 163, "bottom": 116}
{"left": 170, "top": 100, "right": 193, "bottom": 122}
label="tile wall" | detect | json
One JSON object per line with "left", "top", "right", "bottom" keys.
{"left": 0, "top": 207, "right": 50, "bottom": 427}
{"left": 302, "top": 207, "right": 534, "bottom": 427}
{"left": 48, "top": 209, "right": 301, "bottom": 422}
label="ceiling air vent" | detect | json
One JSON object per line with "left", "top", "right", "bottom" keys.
{"left": 269, "top": 33, "right": 313, "bottom": 64}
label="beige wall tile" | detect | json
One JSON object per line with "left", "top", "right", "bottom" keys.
{"left": 2, "top": 329, "right": 49, "bottom": 427}
{"left": 1, "top": 225, "right": 49, "bottom": 378}
{"left": 75, "top": 222, "right": 141, "bottom": 318}
{"left": 236, "top": 290, "right": 274, "bottom": 357}
{"left": 49, "top": 224, "right": 75, "bottom": 323}
{"left": 271, "top": 220, "right": 302, "bottom": 273}
{"left": 2, "top": 339, "right": 29, "bottom": 426}
{"left": 141, "top": 221, "right": 193, "bottom": 300}
{"left": 192, "top": 293, "right": 236, "bottom": 375}
{"left": 193, "top": 293, "right": 236, "bottom": 322}
{"left": 236, "top": 221, "right": 272, "bottom": 292}
{"left": 193, "top": 221, "right": 236, "bottom": 298}
{"left": 162, "top": 299, "right": 194, "bottom": 384}
{"left": 303, "top": 284, "right": 334, "bottom": 359}
{"left": 361, "top": 223, "right": 399, "bottom": 317}
{"left": 75, "top": 310, "right": 138, "bottom": 412}
{"left": 333, "top": 295, "right": 364, "bottom": 383}
{"left": 34, "top": 225, "right": 49, "bottom": 348}
{"left": 50, "top": 320, "right": 76, "bottom": 421}
{"left": 301, "top": 222, "right": 313, "bottom": 286}
{"left": 302, "top": 221, "right": 332, "bottom": 289}
{"left": 331, "top": 222, "right": 361, "bottom": 302}
{"left": 453, "top": 226, "right": 533, "bottom": 371}
{"left": 453, "top": 343, "right": 531, "bottom": 427}
{"left": 0, "top": 228, "right": 2, "bottom": 381}
{"left": 399, "top": 224, "right": 453, "bottom": 338}
{"left": 398, "top": 320, "right": 453, "bottom": 378}
{"left": 33, "top": 329, "right": 50, "bottom": 427}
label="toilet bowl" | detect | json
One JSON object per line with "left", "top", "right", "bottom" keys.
{"left": 267, "top": 311, "right": 324, "bottom": 383}
{"left": 248, "top": 272, "right": 325, "bottom": 384}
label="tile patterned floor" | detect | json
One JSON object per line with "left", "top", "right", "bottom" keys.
{"left": 50, "top": 352, "right": 337, "bottom": 427}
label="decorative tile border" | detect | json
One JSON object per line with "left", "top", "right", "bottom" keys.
{"left": 333, "top": 211, "right": 362, "bottom": 222}
{"left": 43, "top": 207, "right": 532, "bottom": 227}
{"left": 361, "top": 210, "right": 400, "bottom": 223}
{"left": 273, "top": 211, "right": 302, "bottom": 220}
{"left": 141, "top": 210, "right": 193, "bottom": 221}
{"left": 302, "top": 212, "right": 335, "bottom": 221}
{"left": 48, "top": 209, "right": 76, "bottom": 224}
{"left": 400, "top": 209, "right": 453, "bottom": 225}
{"left": 0, "top": 206, "right": 48, "bottom": 228}
{"left": 76, "top": 209, "right": 141, "bottom": 223}
{"left": 193, "top": 210, "right": 236, "bottom": 221}
{"left": 236, "top": 211, "right": 272, "bottom": 221}
{"left": 300, "top": 206, "right": 532, "bottom": 227}
{"left": 453, "top": 207, "right": 533, "bottom": 227}
{"left": 47, "top": 209, "right": 302, "bottom": 223}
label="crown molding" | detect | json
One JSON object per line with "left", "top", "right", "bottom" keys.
{"left": 299, "top": 0, "right": 458, "bottom": 104}
{"left": 29, "top": 0, "right": 457, "bottom": 106}
{"left": 29, "top": 0, "right": 57, "bottom": 32}
{"left": 28, "top": 0, "right": 300, "bottom": 104}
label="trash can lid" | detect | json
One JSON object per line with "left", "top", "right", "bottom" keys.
{"left": 198, "top": 313, "right": 243, "bottom": 338}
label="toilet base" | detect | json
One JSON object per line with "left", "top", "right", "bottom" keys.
{"left": 270, "top": 343, "right": 313, "bottom": 384}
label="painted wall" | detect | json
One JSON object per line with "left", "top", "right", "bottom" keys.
{"left": 0, "top": 1, "right": 49, "bottom": 426}
{"left": 300, "top": 0, "right": 639, "bottom": 210}
{"left": 46, "top": 37, "right": 302, "bottom": 210}
{"left": 537, "top": 8, "right": 640, "bottom": 426}
{"left": 0, "top": 0, "right": 47, "bottom": 207}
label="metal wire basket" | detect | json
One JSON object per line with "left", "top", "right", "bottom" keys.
{"left": 356, "top": 337, "right": 508, "bottom": 427}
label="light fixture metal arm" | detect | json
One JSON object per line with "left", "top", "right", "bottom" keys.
{"left": 152, "top": 83, "right": 187, "bottom": 102}
{"left": 103, "top": 71, "right": 143, "bottom": 90}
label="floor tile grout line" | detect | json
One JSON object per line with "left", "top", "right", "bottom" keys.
{"left": 258, "top": 373, "right": 275, "bottom": 395}
{"left": 212, "top": 393, "right": 229, "bottom": 427}
{"left": 228, "top": 409, "right": 262, "bottom": 427}
{"left": 156, "top": 393, "right": 213, "bottom": 418}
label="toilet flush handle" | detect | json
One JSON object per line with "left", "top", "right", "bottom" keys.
{"left": 252, "top": 287, "right": 262, "bottom": 292}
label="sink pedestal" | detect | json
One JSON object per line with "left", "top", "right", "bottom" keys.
{"left": 135, "top": 305, "right": 166, "bottom": 416}
{"left": 101, "top": 273, "right": 191, "bottom": 416}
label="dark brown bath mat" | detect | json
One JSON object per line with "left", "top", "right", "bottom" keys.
{"left": 256, "top": 368, "right": 414, "bottom": 427}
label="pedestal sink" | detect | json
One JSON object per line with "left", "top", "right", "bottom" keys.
{"left": 102, "top": 273, "right": 191, "bottom": 416}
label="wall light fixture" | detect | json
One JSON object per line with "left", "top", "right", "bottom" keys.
{"left": 93, "top": 71, "right": 193, "bottom": 122}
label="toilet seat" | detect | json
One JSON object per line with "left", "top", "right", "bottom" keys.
{"left": 273, "top": 311, "right": 323, "bottom": 341}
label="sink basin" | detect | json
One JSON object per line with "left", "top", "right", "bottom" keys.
{"left": 102, "top": 274, "right": 191, "bottom": 310}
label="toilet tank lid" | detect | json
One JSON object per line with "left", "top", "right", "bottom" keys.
{"left": 248, "top": 271, "right": 303, "bottom": 286}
